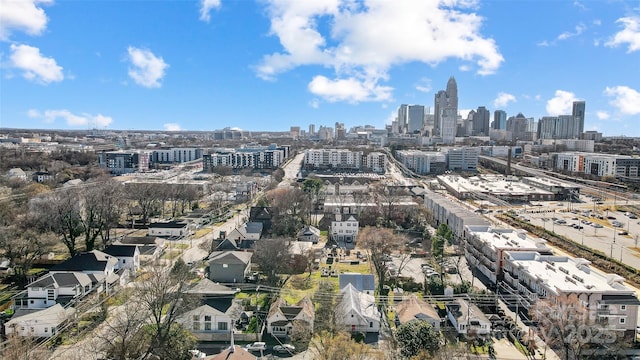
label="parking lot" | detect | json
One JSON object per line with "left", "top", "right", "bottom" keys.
{"left": 517, "top": 203, "right": 640, "bottom": 269}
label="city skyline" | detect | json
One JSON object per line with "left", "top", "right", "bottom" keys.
{"left": 1, "top": 0, "right": 639, "bottom": 136}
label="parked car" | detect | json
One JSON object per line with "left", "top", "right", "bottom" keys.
{"left": 618, "top": 231, "right": 629, "bottom": 236}
{"left": 273, "top": 344, "right": 296, "bottom": 354}
{"left": 244, "top": 342, "right": 267, "bottom": 352}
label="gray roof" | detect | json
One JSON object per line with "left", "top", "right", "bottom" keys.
{"left": 185, "top": 278, "right": 239, "bottom": 296}
{"left": 208, "top": 251, "right": 253, "bottom": 265}
{"left": 149, "top": 221, "right": 188, "bottom": 229}
{"left": 245, "top": 222, "right": 263, "bottom": 234}
{"left": 298, "top": 226, "right": 320, "bottom": 237}
{"left": 339, "top": 273, "right": 375, "bottom": 292}
{"left": 6, "top": 304, "right": 75, "bottom": 327}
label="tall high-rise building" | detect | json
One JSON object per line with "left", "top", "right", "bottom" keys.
{"left": 472, "top": 106, "right": 490, "bottom": 136}
{"left": 441, "top": 108, "right": 458, "bottom": 144}
{"left": 397, "top": 104, "right": 409, "bottom": 133}
{"left": 407, "top": 105, "right": 425, "bottom": 133}
{"left": 433, "top": 76, "right": 458, "bottom": 137}
{"left": 572, "top": 101, "right": 585, "bottom": 136}
{"left": 309, "top": 124, "right": 315, "bottom": 136}
{"left": 493, "top": 110, "right": 507, "bottom": 130}
{"left": 335, "top": 122, "right": 346, "bottom": 140}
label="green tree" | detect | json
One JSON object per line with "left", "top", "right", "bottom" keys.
{"left": 396, "top": 321, "right": 442, "bottom": 358}
{"left": 313, "top": 280, "right": 338, "bottom": 333}
{"left": 310, "top": 331, "right": 382, "bottom": 360}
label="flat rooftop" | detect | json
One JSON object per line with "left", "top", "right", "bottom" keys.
{"left": 505, "top": 251, "right": 634, "bottom": 295}
{"left": 438, "top": 175, "right": 554, "bottom": 197}
{"left": 467, "top": 226, "right": 551, "bottom": 253}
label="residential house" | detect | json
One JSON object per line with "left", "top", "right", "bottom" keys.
{"left": 210, "top": 346, "right": 256, "bottom": 360}
{"left": 51, "top": 250, "right": 119, "bottom": 293}
{"left": 335, "top": 284, "right": 381, "bottom": 333}
{"left": 148, "top": 221, "right": 190, "bottom": 237}
{"left": 32, "top": 171, "right": 53, "bottom": 183}
{"left": 227, "top": 222, "right": 263, "bottom": 246}
{"left": 116, "top": 236, "right": 165, "bottom": 262}
{"left": 14, "top": 272, "right": 92, "bottom": 310}
{"left": 249, "top": 206, "right": 273, "bottom": 234}
{"left": 6, "top": 168, "right": 27, "bottom": 181}
{"left": 208, "top": 251, "right": 253, "bottom": 283}
{"left": 395, "top": 294, "right": 441, "bottom": 331}
{"left": 5, "top": 304, "right": 75, "bottom": 338}
{"left": 102, "top": 244, "right": 140, "bottom": 272}
{"left": 0, "top": 258, "right": 12, "bottom": 277}
{"left": 297, "top": 225, "right": 320, "bottom": 244}
{"left": 177, "top": 303, "right": 237, "bottom": 335}
{"left": 331, "top": 214, "right": 359, "bottom": 243}
{"left": 446, "top": 299, "right": 491, "bottom": 336}
{"left": 266, "top": 297, "right": 315, "bottom": 337}
{"left": 215, "top": 238, "right": 241, "bottom": 251}
{"left": 339, "top": 273, "right": 375, "bottom": 296}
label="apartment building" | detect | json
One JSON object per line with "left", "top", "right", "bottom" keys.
{"left": 303, "top": 149, "right": 363, "bottom": 170}
{"left": 395, "top": 150, "right": 446, "bottom": 175}
{"left": 97, "top": 150, "right": 151, "bottom": 174}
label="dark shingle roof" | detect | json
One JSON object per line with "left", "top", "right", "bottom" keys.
{"left": 52, "top": 250, "right": 117, "bottom": 272}
{"left": 149, "top": 221, "right": 188, "bottom": 229}
{"left": 245, "top": 222, "right": 263, "bottom": 234}
{"left": 103, "top": 245, "right": 138, "bottom": 257}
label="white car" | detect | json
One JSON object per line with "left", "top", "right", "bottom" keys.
{"left": 273, "top": 344, "right": 296, "bottom": 354}
{"left": 244, "top": 342, "right": 267, "bottom": 352}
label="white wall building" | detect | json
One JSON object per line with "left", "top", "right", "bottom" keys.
{"left": 503, "top": 251, "right": 640, "bottom": 336}
{"left": 5, "top": 304, "right": 75, "bottom": 338}
{"left": 304, "top": 149, "right": 363, "bottom": 170}
{"left": 330, "top": 214, "right": 359, "bottom": 243}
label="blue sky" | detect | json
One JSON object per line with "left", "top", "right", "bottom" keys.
{"left": 1, "top": 0, "right": 639, "bottom": 136}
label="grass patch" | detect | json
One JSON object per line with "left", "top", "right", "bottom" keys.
{"left": 320, "top": 230, "right": 328, "bottom": 236}
{"left": 162, "top": 250, "right": 181, "bottom": 260}
{"left": 470, "top": 344, "right": 489, "bottom": 354}
{"left": 173, "top": 243, "right": 189, "bottom": 250}
{"left": 513, "top": 339, "right": 531, "bottom": 356}
{"left": 27, "top": 267, "right": 47, "bottom": 275}
{"left": 194, "top": 228, "right": 212, "bottom": 238}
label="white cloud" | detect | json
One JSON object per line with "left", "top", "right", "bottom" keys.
{"left": 596, "top": 111, "right": 610, "bottom": 120}
{"left": 604, "top": 86, "right": 640, "bottom": 115}
{"left": 9, "top": 44, "right": 63, "bottom": 84}
{"left": 28, "top": 108, "right": 113, "bottom": 127}
{"left": 199, "top": 0, "right": 221, "bottom": 22}
{"left": 127, "top": 46, "right": 169, "bottom": 88}
{"left": 415, "top": 78, "right": 432, "bottom": 93}
{"left": 164, "top": 123, "right": 182, "bottom": 131}
{"left": 308, "top": 75, "right": 392, "bottom": 103}
{"left": 546, "top": 90, "right": 579, "bottom": 115}
{"left": 606, "top": 17, "right": 640, "bottom": 53}
{"left": 257, "top": 0, "right": 503, "bottom": 102}
{"left": 0, "top": 0, "right": 50, "bottom": 41}
{"left": 557, "top": 23, "right": 586, "bottom": 40}
{"left": 493, "top": 92, "right": 516, "bottom": 108}
{"left": 309, "top": 98, "right": 320, "bottom": 109}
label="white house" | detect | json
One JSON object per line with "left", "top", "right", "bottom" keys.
{"left": 266, "top": 297, "right": 315, "bottom": 337}
{"left": 148, "top": 221, "right": 190, "bottom": 237}
{"left": 5, "top": 304, "right": 75, "bottom": 338}
{"left": 297, "top": 225, "right": 320, "bottom": 244}
{"left": 335, "top": 284, "right": 380, "bottom": 333}
{"left": 177, "top": 304, "right": 236, "bottom": 334}
{"left": 227, "top": 222, "right": 263, "bottom": 242}
{"left": 331, "top": 214, "right": 359, "bottom": 243}
{"left": 446, "top": 299, "right": 491, "bottom": 336}
{"left": 51, "top": 250, "right": 119, "bottom": 293}
{"left": 15, "top": 272, "right": 92, "bottom": 310}
{"left": 102, "top": 244, "right": 141, "bottom": 272}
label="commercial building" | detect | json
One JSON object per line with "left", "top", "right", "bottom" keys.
{"left": 464, "top": 225, "right": 552, "bottom": 284}
{"left": 437, "top": 175, "right": 555, "bottom": 202}
{"left": 444, "top": 147, "right": 480, "bottom": 171}
{"left": 97, "top": 150, "right": 150, "bottom": 174}
{"left": 152, "top": 147, "right": 203, "bottom": 164}
{"left": 433, "top": 77, "right": 458, "bottom": 138}
{"left": 422, "top": 189, "right": 490, "bottom": 243}
{"left": 472, "top": 106, "right": 490, "bottom": 136}
{"left": 553, "top": 152, "right": 640, "bottom": 179}
{"left": 395, "top": 150, "right": 446, "bottom": 175}
{"left": 502, "top": 251, "right": 639, "bottom": 336}
{"left": 493, "top": 110, "right": 507, "bottom": 130}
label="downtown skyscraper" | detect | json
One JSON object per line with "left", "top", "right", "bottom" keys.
{"left": 433, "top": 77, "right": 458, "bottom": 142}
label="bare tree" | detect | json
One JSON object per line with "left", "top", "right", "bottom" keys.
{"left": 82, "top": 179, "right": 125, "bottom": 250}
{"left": 31, "top": 189, "right": 83, "bottom": 256}
{"left": 252, "top": 238, "right": 292, "bottom": 286}
{"left": 531, "top": 293, "right": 608, "bottom": 360}
{"left": 0, "top": 334, "right": 51, "bottom": 360}
{"left": 0, "top": 225, "right": 55, "bottom": 285}
{"left": 358, "top": 226, "right": 407, "bottom": 294}
{"left": 126, "top": 182, "right": 162, "bottom": 226}
{"left": 98, "top": 301, "right": 149, "bottom": 360}
{"left": 309, "top": 331, "right": 383, "bottom": 360}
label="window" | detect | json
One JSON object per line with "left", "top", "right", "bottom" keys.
{"left": 204, "top": 315, "right": 212, "bottom": 331}
{"left": 620, "top": 317, "right": 626, "bottom": 324}
{"left": 621, "top": 305, "right": 627, "bottom": 310}
{"left": 219, "top": 322, "right": 228, "bottom": 331}
{"left": 44, "top": 328, "right": 48, "bottom": 333}
{"left": 193, "top": 315, "right": 200, "bottom": 331}
{"left": 369, "top": 322, "right": 373, "bottom": 328}
{"left": 223, "top": 264, "right": 228, "bottom": 268}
